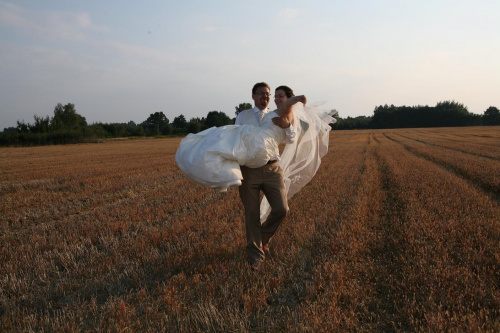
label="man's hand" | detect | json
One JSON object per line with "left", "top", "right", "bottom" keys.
{"left": 272, "top": 116, "right": 291, "bottom": 128}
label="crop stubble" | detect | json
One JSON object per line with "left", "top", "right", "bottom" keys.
{"left": 0, "top": 128, "right": 498, "bottom": 332}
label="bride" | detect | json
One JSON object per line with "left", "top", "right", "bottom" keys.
{"left": 175, "top": 86, "right": 335, "bottom": 219}
{"left": 175, "top": 92, "right": 306, "bottom": 188}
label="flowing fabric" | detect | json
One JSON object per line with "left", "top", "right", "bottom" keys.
{"left": 175, "top": 113, "right": 284, "bottom": 189}
{"left": 174, "top": 104, "right": 335, "bottom": 221}
{"left": 259, "top": 103, "right": 336, "bottom": 222}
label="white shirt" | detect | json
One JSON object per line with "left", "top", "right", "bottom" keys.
{"left": 235, "top": 107, "right": 296, "bottom": 162}
{"left": 235, "top": 107, "right": 296, "bottom": 144}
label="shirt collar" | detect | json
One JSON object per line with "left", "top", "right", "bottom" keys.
{"left": 253, "top": 106, "right": 268, "bottom": 114}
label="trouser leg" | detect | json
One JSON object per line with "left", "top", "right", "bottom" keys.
{"left": 239, "top": 166, "right": 265, "bottom": 264}
{"left": 261, "top": 163, "right": 288, "bottom": 245}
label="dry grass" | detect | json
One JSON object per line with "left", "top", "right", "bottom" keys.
{"left": 1, "top": 128, "right": 499, "bottom": 332}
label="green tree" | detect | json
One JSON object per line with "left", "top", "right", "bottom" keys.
{"left": 332, "top": 116, "right": 371, "bottom": 130}
{"left": 172, "top": 114, "right": 187, "bottom": 133}
{"left": 144, "top": 112, "right": 169, "bottom": 135}
{"left": 187, "top": 117, "right": 203, "bottom": 133}
{"left": 482, "top": 106, "right": 500, "bottom": 125}
{"left": 371, "top": 101, "right": 475, "bottom": 129}
{"left": 101, "top": 123, "right": 128, "bottom": 137}
{"left": 16, "top": 120, "right": 29, "bottom": 133}
{"left": 235, "top": 103, "right": 252, "bottom": 116}
{"left": 50, "top": 103, "right": 87, "bottom": 130}
{"left": 30, "top": 115, "right": 50, "bottom": 133}
{"left": 205, "top": 111, "right": 232, "bottom": 128}
{"left": 126, "top": 121, "right": 146, "bottom": 136}
{"left": 434, "top": 100, "right": 470, "bottom": 126}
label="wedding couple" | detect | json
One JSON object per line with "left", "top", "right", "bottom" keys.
{"left": 175, "top": 82, "right": 334, "bottom": 269}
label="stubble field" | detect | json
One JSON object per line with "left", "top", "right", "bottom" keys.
{"left": 1, "top": 127, "right": 499, "bottom": 332}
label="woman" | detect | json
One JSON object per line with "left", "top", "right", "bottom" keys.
{"left": 175, "top": 92, "right": 307, "bottom": 189}
{"left": 259, "top": 86, "right": 335, "bottom": 221}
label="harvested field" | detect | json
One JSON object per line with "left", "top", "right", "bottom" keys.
{"left": 1, "top": 127, "right": 499, "bottom": 332}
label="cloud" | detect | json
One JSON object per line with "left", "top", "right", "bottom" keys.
{"left": 0, "top": 1, "right": 33, "bottom": 29}
{"left": 0, "top": 1, "right": 108, "bottom": 41}
{"left": 276, "top": 8, "right": 300, "bottom": 20}
{"left": 199, "top": 25, "right": 225, "bottom": 33}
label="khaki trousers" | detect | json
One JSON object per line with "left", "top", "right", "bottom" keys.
{"left": 239, "top": 162, "right": 289, "bottom": 264}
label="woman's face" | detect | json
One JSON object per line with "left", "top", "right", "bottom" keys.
{"left": 274, "top": 89, "right": 288, "bottom": 108}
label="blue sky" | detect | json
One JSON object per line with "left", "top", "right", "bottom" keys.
{"left": 1, "top": 0, "right": 499, "bottom": 129}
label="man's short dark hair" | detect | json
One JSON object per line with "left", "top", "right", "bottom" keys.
{"left": 252, "top": 82, "right": 270, "bottom": 95}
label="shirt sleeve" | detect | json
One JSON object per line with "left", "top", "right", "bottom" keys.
{"left": 235, "top": 113, "right": 242, "bottom": 125}
{"left": 285, "top": 123, "right": 296, "bottom": 144}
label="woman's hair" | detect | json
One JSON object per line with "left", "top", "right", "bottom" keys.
{"left": 275, "top": 85, "right": 295, "bottom": 98}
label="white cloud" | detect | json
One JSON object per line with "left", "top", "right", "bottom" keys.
{"left": 0, "top": 1, "right": 35, "bottom": 29}
{"left": 199, "top": 25, "right": 224, "bottom": 33}
{"left": 276, "top": 8, "right": 300, "bottom": 20}
{"left": 0, "top": 1, "right": 108, "bottom": 42}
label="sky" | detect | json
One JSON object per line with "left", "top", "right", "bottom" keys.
{"left": 1, "top": 0, "right": 499, "bottom": 129}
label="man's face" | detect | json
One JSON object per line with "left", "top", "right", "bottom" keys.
{"left": 252, "top": 86, "right": 271, "bottom": 111}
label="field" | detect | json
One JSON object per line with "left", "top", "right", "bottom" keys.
{"left": 1, "top": 127, "right": 499, "bottom": 332}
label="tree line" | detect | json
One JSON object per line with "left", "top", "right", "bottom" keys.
{"left": 0, "top": 103, "right": 254, "bottom": 146}
{"left": 332, "top": 101, "right": 500, "bottom": 130}
{"left": 1, "top": 101, "right": 498, "bottom": 146}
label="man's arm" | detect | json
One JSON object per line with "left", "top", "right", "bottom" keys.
{"left": 235, "top": 112, "right": 243, "bottom": 125}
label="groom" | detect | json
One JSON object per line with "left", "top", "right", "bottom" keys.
{"left": 235, "top": 82, "right": 296, "bottom": 269}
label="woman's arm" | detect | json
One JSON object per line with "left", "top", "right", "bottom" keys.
{"left": 273, "top": 95, "right": 306, "bottom": 128}
{"left": 275, "top": 95, "right": 307, "bottom": 117}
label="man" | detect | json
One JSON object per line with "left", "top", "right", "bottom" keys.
{"left": 235, "top": 82, "right": 296, "bottom": 269}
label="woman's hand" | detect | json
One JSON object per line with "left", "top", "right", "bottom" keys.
{"left": 272, "top": 116, "right": 291, "bottom": 128}
{"left": 294, "top": 95, "right": 307, "bottom": 105}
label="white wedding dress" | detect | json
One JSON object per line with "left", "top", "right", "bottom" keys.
{"left": 175, "top": 104, "right": 336, "bottom": 221}
{"left": 175, "top": 111, "right": 286, "bottom": 189}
